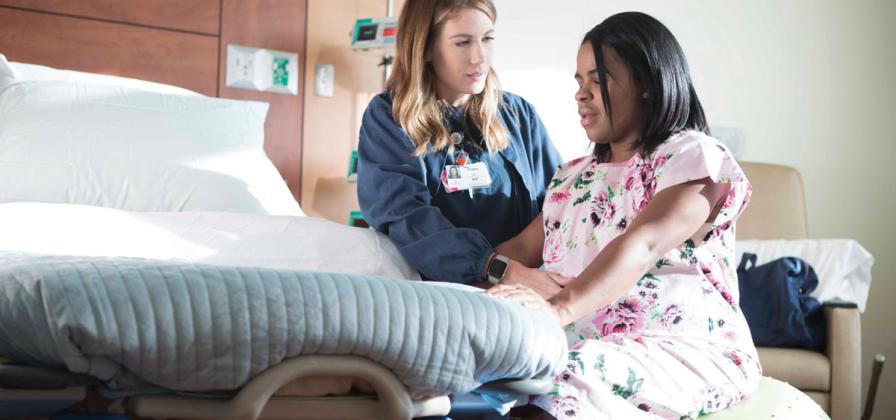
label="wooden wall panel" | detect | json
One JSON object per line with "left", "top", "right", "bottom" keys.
{"left": 0, "top": 7, "right": 219, "bottom": 96}
{"left": 0, "top": 0, "right": 220, "bottom": 35}
{"left": 219, "top": 0, "right": 307, "bottom": 200}
{"left": 300, "top": 0, "right": 389, "bottom": 221}
{"left": 300, "top": 0, "right": 402, "bottom": 221}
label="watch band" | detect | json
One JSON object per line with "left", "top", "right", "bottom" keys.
{"left": 483, "top": 251, "right": 496, "bottom": 281}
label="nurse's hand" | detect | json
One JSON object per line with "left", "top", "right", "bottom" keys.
{"left": 500, "top": 260, "right": 571, "bottom": 299}
{"left": 486, "top": 284, "right": 562, "bottom": 324}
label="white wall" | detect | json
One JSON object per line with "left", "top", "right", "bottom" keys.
{"left": 493, "top": 1, "right": 896, "bottom": 418}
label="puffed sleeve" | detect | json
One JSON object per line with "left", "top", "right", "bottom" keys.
{"left": 651, "top": 131, "right": 752, "bottom": 235}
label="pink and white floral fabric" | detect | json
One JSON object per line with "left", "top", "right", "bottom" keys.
{"left": 531, "top": 131, "right": 762, "bottom": 419}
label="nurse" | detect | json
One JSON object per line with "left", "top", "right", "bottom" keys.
{"left": 357, "top": 0, "right": 562, "bottom": 292}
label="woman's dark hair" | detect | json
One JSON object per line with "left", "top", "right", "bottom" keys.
{"left": 583, "top": 12, "right": 709, "bottom": 162}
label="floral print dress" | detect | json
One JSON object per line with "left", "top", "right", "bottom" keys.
{"left": 531, "top": 131, "right": 762, "bottom": 419}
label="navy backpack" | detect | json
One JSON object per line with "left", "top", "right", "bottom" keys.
{"left": 737, "top": 253, "right": 826, "bottom": 352}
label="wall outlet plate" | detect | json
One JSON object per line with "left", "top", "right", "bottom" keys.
{"left": 226, "top": 44, "right": 299, "bottom": 95}
{"left": 314, "top": 63, "right": 334, "bottom": 97}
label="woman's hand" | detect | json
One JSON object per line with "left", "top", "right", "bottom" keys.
{"left": 500, "top": 260, "right": 569, "bottom": 299}
{"left": 486, "top": 284, "right": 563, "bottom": 325}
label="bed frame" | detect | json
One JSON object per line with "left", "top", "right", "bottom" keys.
{"left": 0, "top": 354, "right": 548, "bottom": 419}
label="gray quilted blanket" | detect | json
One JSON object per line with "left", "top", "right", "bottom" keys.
{"left": 0, "top": 253, "right": 566, "bottom": 396}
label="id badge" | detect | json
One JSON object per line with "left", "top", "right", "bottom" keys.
{"left": 444, "top": 162, "right": 492, "bottom": 191}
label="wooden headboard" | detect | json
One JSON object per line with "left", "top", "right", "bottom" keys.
{"left": 0, "top": 0, "right": 307, "bottom": 200}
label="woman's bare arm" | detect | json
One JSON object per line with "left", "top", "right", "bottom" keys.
{"left": 549, "top": 178, "right": 725, "bottom": 324}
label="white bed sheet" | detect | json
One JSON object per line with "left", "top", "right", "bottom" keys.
{"left": 0, "top": 202, "right": 419, "bottom": 280}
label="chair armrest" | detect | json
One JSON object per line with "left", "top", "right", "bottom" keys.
{"left": 825, "top": 301, "right": 862, "bottom": 420}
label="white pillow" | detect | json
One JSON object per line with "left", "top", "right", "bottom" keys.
{"left": 0, "top": 80, "right": 302, "bottom": 216}
{"left": 735, "top": 239, "right": 874, "bottom": 312}
{"left": 0, "top": 55, "right": 15, "bottom": 94}
{"left": 0, "top": 54, "right": 200, "bottom": 96}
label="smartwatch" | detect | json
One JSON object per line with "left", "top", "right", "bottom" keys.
{"left": 486, "top": 254, "right": 509, "bottom": 285}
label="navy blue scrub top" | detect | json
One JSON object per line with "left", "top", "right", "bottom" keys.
{"left": 357, "top": 91, "right": 562, "bottom": 284}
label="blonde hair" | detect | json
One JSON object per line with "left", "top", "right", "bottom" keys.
{"left": 387, "top": 0, "right": 508, "bottom": 156}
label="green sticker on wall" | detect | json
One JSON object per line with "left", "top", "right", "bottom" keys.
{"left": 273, "top": 57, "right": 289, "bottom": 87}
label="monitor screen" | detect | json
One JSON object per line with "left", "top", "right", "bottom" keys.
{"left": 357, "top": 24, "right": 378, "bottom": 42}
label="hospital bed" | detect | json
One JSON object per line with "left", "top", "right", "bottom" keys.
{"left": 0, "top": 57, "right": 567, "bottom": 419}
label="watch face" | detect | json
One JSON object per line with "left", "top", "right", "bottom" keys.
{"left": 488, "top": 257, "right": 508, "bottom": 278}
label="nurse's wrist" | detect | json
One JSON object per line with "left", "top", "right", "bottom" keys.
{"left": 485, "top": 253, "right": 510, "bottom": 285}
{"left": 498, "top": 258, "right": 526, "bottom": 285}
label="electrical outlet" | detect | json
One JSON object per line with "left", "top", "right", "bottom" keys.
{"left": 226, "top": 44, "right": 299, "bottom": 95}
{"left": 226, "top": 45, "right": 260, "bottom": 90}
{"left": 314, "top": 63, "right": 334, "bottom": 97}
{"left": 233, "top": 52, "right": 254, "bottom": 82}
